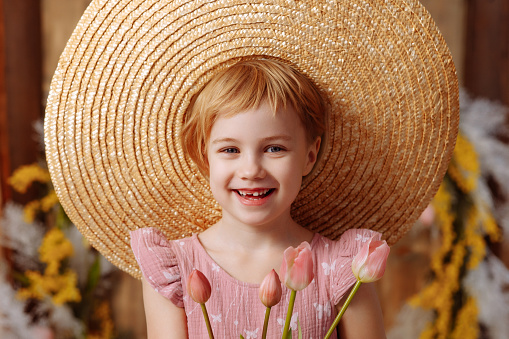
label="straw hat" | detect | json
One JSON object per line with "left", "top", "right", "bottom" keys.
{"left": 45, "top": 0, "right": 459, "bottom": 278}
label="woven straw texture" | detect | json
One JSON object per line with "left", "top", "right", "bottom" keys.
{"left": 45, "top": 0, "right": 459, "bottom": 278}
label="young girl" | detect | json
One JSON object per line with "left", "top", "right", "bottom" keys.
{"left": 131, "top": 59, "right": 386, "bottom": 338}
{"left": 44, "top": 0, "right": 459, "bottom": 338}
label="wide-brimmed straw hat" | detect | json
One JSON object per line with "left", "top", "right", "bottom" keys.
{"left": 45, "top": 0, "right": 459, "bottom": 278}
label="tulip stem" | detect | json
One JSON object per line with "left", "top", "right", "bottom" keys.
{"left": 324, "top": 280, "right": 362, "bottom": 339}
{"left": 262, "top": 306, "right": 271, "bottom": 339}
{"left": 200, "top": 303, "right": 215, "bottom": 339}
{"left": 282, "top": 290, "right": 297, "bottom": 339}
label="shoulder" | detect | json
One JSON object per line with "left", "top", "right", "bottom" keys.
{"left": 130, "top": 228, "right": 196, "bottom": 256}
{"left": 129, "top": 228, "right": 199, "bottom": 307}
{"left": 313, "top": 228, "right": 381, "bottom": 257}
{"left": 311, "top": 229, "right": 382, "bottom": 305}
{"left": 338, "top": 228, "right": 382, "bottom": 255}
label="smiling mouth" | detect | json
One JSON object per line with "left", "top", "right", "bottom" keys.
{"left": 235, "top": 189, "right": 275, "bottom": 199}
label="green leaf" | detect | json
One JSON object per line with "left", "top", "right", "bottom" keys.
{"left": 286, "top": 328, "right": 292, "bottom": 339}
{"left": 85, "top": 255, "right": 101, "bottom": 293}
{"left": 298, "top": 318, "right": 303, "bottom": 339}
{"left": 55, "top": 205, "right": 72, "bottom": 229}
{"left": 240, "top": 335, "right": 245, "bottom": 339}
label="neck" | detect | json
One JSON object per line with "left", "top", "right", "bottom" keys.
{"left": 203, "top": 213, "right": 313, "bottom": 252}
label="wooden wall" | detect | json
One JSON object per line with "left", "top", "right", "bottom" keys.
{"left": 41, "top": 0, "right": 91, "bottom": 99}
{"left": 420, "top": 0, "right": 466, "bottom": 84}
{"left": 0, "top": 0, "right": 43, "bottom": 205}
{"left": 464, "top": 0, "right": 509, "bottom": 106}
{"left": 0, "top": 0, "right": 7, "bottom": 207}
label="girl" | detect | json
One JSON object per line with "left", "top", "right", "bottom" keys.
{"left": 131, "top": 59, "right": 386, "bottom": 338}
{"left": 44, "top": 0, "right": 459, "bottom": 338}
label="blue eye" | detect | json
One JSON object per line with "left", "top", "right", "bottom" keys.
{"left": 221, "top": 147, "right": 239, "bottom": 153}
{"left": 266, "top": 146, "right": 283, "bottom": 153}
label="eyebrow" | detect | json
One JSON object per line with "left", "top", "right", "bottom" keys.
{"left": 210, "top": 135, "right": 293, "bottom": 145}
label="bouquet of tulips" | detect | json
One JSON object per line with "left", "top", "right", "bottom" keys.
{"left": 187, "top": 236, "right": 390, "bottom": 339}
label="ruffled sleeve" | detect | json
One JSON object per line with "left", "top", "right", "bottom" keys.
{"left": 130, "top": 228, "right": 184, "bottom": 307}
{"left": 330, "top": 228, "right": 382, "bottom": 305}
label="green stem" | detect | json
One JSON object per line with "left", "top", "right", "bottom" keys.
{"left": 282, "top": 290, "right": 297, "bottom": 339}
{"left": 262, "top": 306, "right": 271, "bottom": 339}
{"left": 201, "top": 303, "right": 215, "bottom": 339}
{"left": 324, "top": 280, "right": 362, "bottom": 339}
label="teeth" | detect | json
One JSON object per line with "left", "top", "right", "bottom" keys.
{"left": 238, "top": 189, "right": 270, "bottom": 197}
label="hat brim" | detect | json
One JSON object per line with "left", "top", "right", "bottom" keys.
{"left": 45, "top": 0, "right": 459, "bottom": 278}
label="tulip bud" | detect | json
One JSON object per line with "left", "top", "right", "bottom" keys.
{"left": 187, "top": 269, "right": 212, "bottom": 304}
{"left": 280, "top": 241, "right": 314, "bottom": 291}
{"left": 351, "top": 236, "right": 390, "bottom": 283}
{"left": 259, "top": 269, "right": 282, "bottom": 307}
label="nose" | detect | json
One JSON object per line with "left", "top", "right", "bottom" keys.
{"left": 237, "top": 153, "right": 266, "bottom": 180}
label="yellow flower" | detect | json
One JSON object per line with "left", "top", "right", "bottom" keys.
{"left": 39, "top": 228, "right": 74, "bottom": 265}
{"left": 409, "top": 281, "right": 439, "bottom": 308}
{"left": 480, "top": 208, "right": 500, "bottom": 242}
{"left": 17, "top": 227, "right": 81, "bottom": 305}
{"left": 451, "top": 298, "right": 479, "bottom": 339}
{"left": 40, "top": 190, "right": 59, "bottom": 212}
{"left": 17, "top": 270, "right": 81, "bottom": 305}
{"left": 430, "top": 182, "right": 455, "bottom": 275}
{"left": 8, "top": 163, "right": 51, "bottom": 194}
{"left": 463, "top": 203, "right": 500, "bottom": 269}
{"left": 23, "top": 200, "right": 41, "bottom": 223}
{"left": 17, "top": 270, "right": 47, "bottom": 301}
{"left": 418, "top": 324, "right": 436, "bottom": 339}
{"left": 412, "top": 242, "right": 467, "bottom": 337}
{"left": 86, "top": 302, "right": 115, "bottom": 339}
{"left": 464, "top": 208, "right": 485, "bottom": 269}
{"left": 51, "top": 271, "right": 81, "bottom": 305}
{"left": 21, "top": 191, "right": 59, "bottom": 223}
{"left": 448, "top": 133, "right": 480, "bottom": 193}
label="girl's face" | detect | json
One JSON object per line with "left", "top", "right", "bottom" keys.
{"left": 207, "top": 101, "right": 320, "bottom": 228}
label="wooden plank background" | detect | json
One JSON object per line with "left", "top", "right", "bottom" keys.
{"left": 0, "top": 0, "right": 42, "bottom": 205}
{"left": 0, "top": 0, "right": 8, "bottom": 207}
{"left": 464, "top": 0, "right": 509, "bottom": 106}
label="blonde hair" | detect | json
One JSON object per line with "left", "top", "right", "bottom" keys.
{"left": 181, "top": 58, "right": 327, "bottom": 173}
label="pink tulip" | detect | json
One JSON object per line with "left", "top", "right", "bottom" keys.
{"left": 351, "top": 236, "right": 390, "bottom": 283}
{"left": 187, "top": 269, "right": 212, "bottom": 304}
{"left": 280, "top": 241, "right": 314, "bottom": 291}
{"left": 259, "top": 269, "right": 282, "bottom": 307}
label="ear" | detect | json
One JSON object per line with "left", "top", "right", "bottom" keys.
{"left": 303, "top": 137, "right": 321, "bottom": 176}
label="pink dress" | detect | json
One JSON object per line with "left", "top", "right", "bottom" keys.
{"left": 130, "top": 228, "right": 380, "bottom": 339}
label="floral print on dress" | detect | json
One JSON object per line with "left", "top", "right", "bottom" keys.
{"left": 321, "top": 260, "right": 336, "bottom": 276}
{"left": 313, "top": 302, "right": 331, "bottom": 320}
{"left": 355, "top": 233, "right": 371, "bottom": 243}
{"left": 210, "top": 313, "right": 222, "bottom": 323}
{"left": 243, "top": 328, "right": 259, "bottom": 339}
{"left": 277, "top": 312, "right": 299, "bottom": 332}
{"left": 162, "top": 270, "right": 180, "bottom": 282}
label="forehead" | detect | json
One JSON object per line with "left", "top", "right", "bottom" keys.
{"left": 209, "top": 102, "right": 306, "bottom": 143}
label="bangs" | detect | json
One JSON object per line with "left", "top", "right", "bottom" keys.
{"left": 198, "top": 58, "right": 304, "bottom": 117}
{"left": 181, "top": 58, "right": 327, "bottom": 174}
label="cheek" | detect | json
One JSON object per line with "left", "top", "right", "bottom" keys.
{"left": 207, "top": 158, "right": 229, "bottom": 187}
{"left": 207, "top": 168, "right": 222, "bottom": 201}
{"left": 276, "top": 162, "right": 303, "bottom": 192}
{"left": 207, "top": 160, "right": 219, "bottom": 185}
